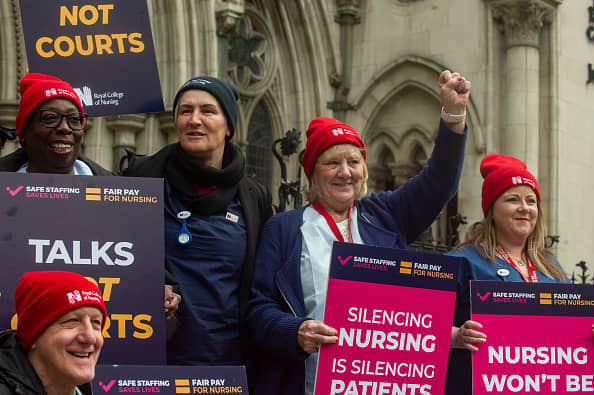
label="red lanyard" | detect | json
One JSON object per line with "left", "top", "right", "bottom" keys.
{"left": 311, "top": 201, "right": 353, "bottom": 243}
{"left": 496, "top": 245, "right": 538, "bottom": 283}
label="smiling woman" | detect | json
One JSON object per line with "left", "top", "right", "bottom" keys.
{"left": 0, "top": 271, "right": 107, "bottom": 395}
{"left": 247, "top": 70, "right": 472, "bottom": 395}
{"left": 22, "top": 98, "right": 85, "bottom": 174}
{"left": 445, "top": 154, "right": 569, "bottom": 395}
{"left": 0, "top": 73, "right": 111, "bottom": 175}
{"left": 308, "top": 143, "right": 367, "bottom": 218}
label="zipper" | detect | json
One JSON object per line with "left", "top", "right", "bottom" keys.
{"left": 276, "top": 278, "right": 297, "bottom": 317}
{"left": 360, "top": 211, "right": 372, "bottom": 224}
{"left": 276, "top": 278, "right": 307, "bottom": 394}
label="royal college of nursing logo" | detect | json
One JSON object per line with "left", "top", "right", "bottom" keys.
{"left": 67, "top": 289, "right": 83, "bottom": 304}
{"left": 331, "top": 127, "right": 356, "bottom": 136}
{"left": 511, "top": 175, "right": 536, "bottom": 189}
{"left": 74, "top": 84, "right": 125, "bottom": 107}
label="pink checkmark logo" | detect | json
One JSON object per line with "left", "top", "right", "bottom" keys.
{"left": 477, "top": 292, "right": 491, "bottom": 301}
{"left": 338, "top": 255, "right": 352, "bottom": 265}
{"left": 99, "top": 380, "right": 116, "bottom": 392}
{"left": 5, "top": 186, "right": 23, "bottom": 197}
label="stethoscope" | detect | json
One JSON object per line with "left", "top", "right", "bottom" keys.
{"left": 176, "top": 210, "right": 192, "bottom": 246}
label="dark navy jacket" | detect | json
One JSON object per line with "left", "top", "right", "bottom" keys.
{"left": 247, "top": 121, "right": 467, "bottom": 395}
{"left": 121, "top": 143, "right": 273, "bottom": 366}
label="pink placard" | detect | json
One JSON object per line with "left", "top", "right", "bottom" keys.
{"left": 472, "top": 281, "right": 594, "bottom": 394}
{"left": 473, "top": 314, "right": 594, "bottom": 393}
{"left": 315, "top": 278, "right": 456, "bottom": 395}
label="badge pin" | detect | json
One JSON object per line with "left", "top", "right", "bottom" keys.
{"left": 177, "top": 210, "right": 191, "bottom": 220}
{"left": 225, "top": 211, "right": 239, "bottom": 223}
{"left": 497, "top": 268, "right": 510, "bottom": 277}
{"left": 176, "top": 211, "right": 192, "bottom": 246}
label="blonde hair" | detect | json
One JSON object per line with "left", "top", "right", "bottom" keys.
{"left": 455, "top": 202, "right": 566, "bottom": 280}
{"left": 303, "top": 144, "right": 368, "bottom": 203}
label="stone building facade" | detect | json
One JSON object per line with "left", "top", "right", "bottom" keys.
{"left": 1, "top": 0, "right": 592, "bottom": 275}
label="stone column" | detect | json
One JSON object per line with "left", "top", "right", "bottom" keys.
{"left": 0, "top": 102, "right": 19, "bottom": 154}
{"left": 106, "top": 114, "right": 146, "bottom": 171}
{"left": 328, "top": 0, "right": 361, "bottom": 120}
{"left": 488, "top": 0, "right": 557, "bottom": 174}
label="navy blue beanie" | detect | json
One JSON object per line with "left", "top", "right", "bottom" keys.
{"left": 172, "top": 76, "right": 239, "bottom": 137}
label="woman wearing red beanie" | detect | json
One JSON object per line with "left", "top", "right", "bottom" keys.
{"left": 247, "top": 70, "right": 471, "bottom": 395}
{"left": 0, "top": 73, "right": 178, "bottom": 334}
{"left": 0, "top": 271, "right": 107, "bottom": 394}
{"left": 444, "top": 154, "right": 568, "bottom": 395}
{"left": 0, "top": 73, "right": 111, "bottom": 175}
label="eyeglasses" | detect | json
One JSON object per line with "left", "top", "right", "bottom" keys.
{"left": 38, "top": 109, "right": 87, "bottom": 131}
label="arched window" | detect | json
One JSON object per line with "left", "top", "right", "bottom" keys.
{"left": 246, "top": 100, "right": 273, "bottom": 189}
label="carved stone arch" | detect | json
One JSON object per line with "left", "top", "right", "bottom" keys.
{"left": 398, "top": 126, "right": 432, "bottom": 162}
{"left": 367, "top": 126, "right": 432, "bottom": 193}
{"left": 361, "top": 79, "right": 438, "bottom": 192}
{"left": 352, "top": 57, "right": 476, "bottom": 246}
{"left": 351, "top": 55, "right": 485, "bottom": 154}
{"left": 366, "top": 129, "right": 399, "bottom": 163}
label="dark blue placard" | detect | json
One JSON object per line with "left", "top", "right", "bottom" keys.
{"left": 330, "top": 241, "right": 461, "bottom": 292}
{"left": 18, "top": 0, "right": 164, "bottom": 116}
{"left": 472, "top": 280, "right": 594, "bottom": 317}
{"left": 93, "top": 365, "right": 248, "bottom": 394}
{"left": 0, "top": 172, "right": 165, "bottom": 364}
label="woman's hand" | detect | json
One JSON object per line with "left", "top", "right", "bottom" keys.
{"left": 451, "top": 320, "right": 486, "bottom": 352}
{"left": 439, "top": 70, "right": 471, "bottom": 132}
{"left": 439, "top": 70, "right": 471, "bottom": 113}
{"left": 298, "top": 319, "right": 338, "bottom": 354}
{"left": 164, "top": 285, "right": 181, "bottom": 320}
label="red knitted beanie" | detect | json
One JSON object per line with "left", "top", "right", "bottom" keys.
{"left": 15, "top": 73, "right": 84, "bottom": 139}
{"left": 15, "top": 271, "right": 106, "bottom": 350}
{"left": 480, "top": 154, "right": 540, "bottom": 216}
{"left": 301, "top": 117, "right": 366, "bottom": 180}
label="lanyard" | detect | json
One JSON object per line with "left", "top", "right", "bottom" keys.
{"left": 311, "top": 201, "right": 353, "bottom": 243}
{"left": 496, "top": 245, "right": 538, "bottom": 283}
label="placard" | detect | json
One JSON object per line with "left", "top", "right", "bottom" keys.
{"left": 93, "top": 365, "right": 248, "bottom": 394}
{"left": 18, "top": 0, "right": 164, "bottom": 116}
{"left": 472, "top": 281, "right": 594, "bottom": 394}
{"left": 315, "top": 242, "right": 462, "bottom": 395}
{"left": 0, "top": 172, "right": 165, "bottom": 364}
